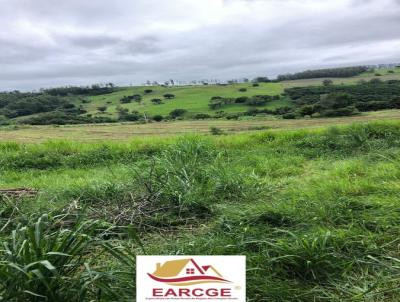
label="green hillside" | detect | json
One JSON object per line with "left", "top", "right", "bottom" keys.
{"left": 84, "top": 82, "right": 286, "bottom": 117}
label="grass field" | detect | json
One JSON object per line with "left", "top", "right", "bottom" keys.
{"left": 282, "top": 67, "right": 400, "bottom": 88}
{"left": 85, "top": 82, "right": 285, "bottom": 118}
{"left": 1, "top": 109, "right": 400, "bottom": 142}
{"left": 77, "top": 67, "right": 400, "bottom": 120}
{"left": 2, "top": 121, "right": 400, "bottom": 301}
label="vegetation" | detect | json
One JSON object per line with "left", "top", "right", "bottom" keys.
{"left": 0, "top": 67, "right": 399, "bottom": 125}
{"left": 1, "top": 122, "right": 400, "bottom": 301}
{"left": 285, "top": 79, "right": 400, "bottom": 117}
{"left": 277, "top": 66, "right": 369, "bottom": 80}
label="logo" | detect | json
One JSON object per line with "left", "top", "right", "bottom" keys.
{"left": 137, "top": 256, "right": 246, "bottom": 301}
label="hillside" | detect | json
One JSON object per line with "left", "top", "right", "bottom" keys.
{"left": 0, "top": 66, "right": 399, "bottom": 126}
{"left": 84, "top": 82, "right": 286, "bottom": 118}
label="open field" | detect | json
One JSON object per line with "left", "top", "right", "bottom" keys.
{"left": 1, "top": 109, "right": 400, "bottom": 142}
{"left": 282, "top": 67, "right": 400, "bottom": 88}
{"left": 85, "top": 82, "right": 285, "bottom": 117}
{"left": 2, "top": 121, "right": 400, "bottom": 301}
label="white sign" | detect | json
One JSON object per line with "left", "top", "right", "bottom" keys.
{"left": 136, "top": 255, "right": 246, "bottom": 301}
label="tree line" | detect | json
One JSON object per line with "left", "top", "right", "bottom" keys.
{"left": 277, "top": 66, "right": 369, "bottom": 81}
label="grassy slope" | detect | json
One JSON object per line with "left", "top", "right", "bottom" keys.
{"left": 84, "top": 82, "right": 285, "bottom": 117}
{"left": 81, "top": 67, "right": 400, "bottom": 118}
{"left": 2, "top": 121, "right": 400, "bottom": 301}
{"left": 282, "top": 66, "right": 400, "bottom": 88}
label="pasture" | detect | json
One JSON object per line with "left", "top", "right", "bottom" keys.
{"left": 1, "top": 121, "right": 400, "bottom": 300}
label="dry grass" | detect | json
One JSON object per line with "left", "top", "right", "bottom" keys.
{"left": 1, "top": 110, "right": 400, "bottom": 142}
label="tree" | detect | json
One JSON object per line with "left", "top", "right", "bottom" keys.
{"left": 252, "top": 83, "right": 260, "bottom": 87}
{"left": 151, "top": 98, "right": 163, "bottom": 105}
{"left": 320, "top": 93, "right": 353, "bottom": 110}
{"left": 254, "top": 77, "right": 270, "bottom": 83}
{"left": 144, "top": 89, "right": 153, "bottom": 94}
{"left": 132, "top": 94, "right": 142, "bottom": 102}
{"left": 169, "top": 109, "right": 186, "bottom": 118}
{"left": 322, "top": 79, "right": 333, "bottom": 87}
{"left": 97, "top": 106, "right": 107, "bottom": 112}
{"left": 163, "top": 93, "right": 175, "bottom": 99}
{"left": 152, "top": 115, "right": 163, "bottom": 122}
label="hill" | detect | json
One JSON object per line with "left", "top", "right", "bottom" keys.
{"left": 0, "top": 65, "right": 399, "bottom": 126}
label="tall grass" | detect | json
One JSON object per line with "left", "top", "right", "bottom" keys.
{"left": 1, "top": 121, "right": 400, "bottom": 301}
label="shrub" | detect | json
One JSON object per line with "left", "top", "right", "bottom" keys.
{"left": 152, "top": 115, "right": 163, "bottom": 122}
{"left": 97, "top": 106, "right": 107, "bottom": 112}
{"left": 320, "top": 106, "right": 359, "bottom": 117}
{"left": 252, "top": 83, "right": 260, "bottom": 87}
{"left": 0, "top": 214, "right": 135, "bottom": 301}
{"left": 235, "top": 96, "right": 249, "bottom": 103}
{"left": 322, "top": 79, "right": 333, "bottom": 86}
{"left": 282, "top": 113, "right": 297, "bottom": 119}
{"left": 144, "top": 89, "right": 153, "bottom": 94}
{"left": 151, "top": 98, "right": 163, "bottom": 105}
{"left": 210, "top": 127, "right": 224, "bottom": 135}
{"left": 211, "top": 96, "right": 222, "bottom": 100}
{"left": 246, "top": 97, "right": 268, "bottom": 106}
{"left": 163, "top": 93, "right": 175, "bottom": 99}
{"left": 120, "top": 96, "right": 132, "bottom": 103}
{"left": 169, "top": 109, "right": 186, "bottom": 118}
{"left": 194, "top": 113, "right": 210, "bottom": 119}
{"left": 238, "top": 88, "right": 247, "bottom": 92}
{"left": 208, "top": 100, "right": 223, "bottom": 110}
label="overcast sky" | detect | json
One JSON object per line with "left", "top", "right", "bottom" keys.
{"left": 1, "top": 0, "right": 400, "bottom": 90}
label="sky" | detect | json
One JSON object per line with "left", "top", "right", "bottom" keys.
{"left": 1, "top": 0, "right": 400, "bottom": 90}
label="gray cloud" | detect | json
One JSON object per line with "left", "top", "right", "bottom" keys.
{"left": 0, "top": 0, "right": 399, "bottom": 90}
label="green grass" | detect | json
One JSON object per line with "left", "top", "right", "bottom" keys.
{"left": 2, "top": 121, "right": 400, "bottom": 300}
{"left": 282, "top": 66, "right": 400, "bottom": 88}
{"left": 84, "top": 82, "right": 284, "bottom": 117}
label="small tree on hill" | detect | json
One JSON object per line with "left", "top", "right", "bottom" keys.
{"left": 169, "top": 109, "right": 186, "bottom": 118}
{"left": 97, "top": 106, "right": 107, "bottom": 113}
{"left": 322, "top": 79, "right": 333, "bottom": 86}
{"left": 163, "top": 93, "right": 175, "bottom": 99}
{"left": 151, "top": 98, "right": 163, "bottom": 105}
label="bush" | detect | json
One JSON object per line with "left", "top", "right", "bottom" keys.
{"left": 144, "top": 89, "right": 153, "bottom": 94}
{"left": 97, "top": 106, "right": 107, "bottom": 112}
{"left": 211, "top": 96, "right": 222, "bottom": 100}
{"left": 320, "top": 106, "right": 359, "bottom": 117}
{"left": 235, "top": 96, "right": 249, "bottom": 103}
{"left": 238, "top": 88, "right": 247, "bottom": 92}
{"left": 246, "top": 97, "right": 268, "bottom": 106}
{"left": 0, "top": 214, "right": 135, "bottom": 301}
{"left": 252, "top": 83, "right": 260, "bottom": 87}
{"left": 152, "top": 115, "right": 163, "bottom": 122}
{"left": 169, "top": 109, "right": 187, "bottom": 118}
{"left": 210, "top": 127, "right": 224, "bottom": 135}
{"left": 163, "top": 93, "right": 175, "bottom": 99}
{"left": 151, "top": 98, "right": 163, "bottom": 105}
{"left": 282, "top": 113, "right": 297, "bottom": 119}
{"left": 194, "top": 113, "right": 210, "bottom": 119}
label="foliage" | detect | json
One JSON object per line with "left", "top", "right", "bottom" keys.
{"left": 278, "top": 66, "right": 369, "bottom": 81}
{"left": 169, "top": 108, "right": 187, "bottom": 118}
{"left": 0, "top": 213, "right": 135, "bottom": 301}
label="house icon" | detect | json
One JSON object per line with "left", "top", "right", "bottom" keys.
{"left": 148, "top": 258, "right": 231, "bottom": 286}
